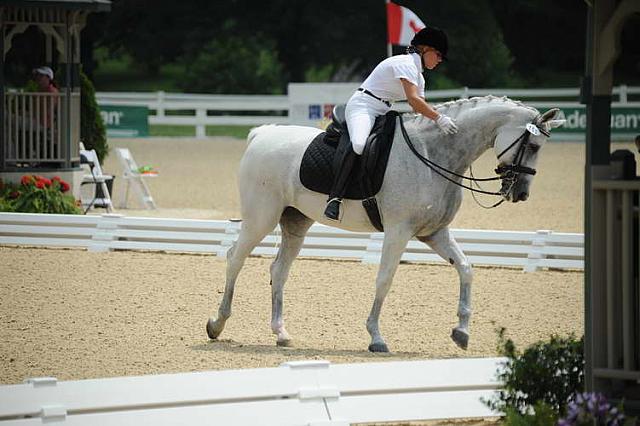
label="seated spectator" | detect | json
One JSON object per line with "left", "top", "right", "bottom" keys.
{"left": 32, "top": 66, "right": 59, "bottom": 127}
{"left": 33, "top": 66, "right": 59, "bottom": 95}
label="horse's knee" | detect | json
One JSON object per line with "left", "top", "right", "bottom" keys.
{"left": 458, "top": 262, "right": 473, "bottom": 283}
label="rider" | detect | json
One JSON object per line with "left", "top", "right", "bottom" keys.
{"left": 324, "top": 26, "right": 459, "bottom": 221}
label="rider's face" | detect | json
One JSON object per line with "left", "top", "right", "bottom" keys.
{"left": 422, "top": 47, "right": 442, "bottom": 70}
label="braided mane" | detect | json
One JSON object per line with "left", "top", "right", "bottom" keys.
{"left": 403, "top": 95, "right": 539, "bottom": 124}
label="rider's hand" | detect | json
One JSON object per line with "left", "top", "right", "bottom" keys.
{"left": 436, "top": 114, "right": 459, "bottom": 134}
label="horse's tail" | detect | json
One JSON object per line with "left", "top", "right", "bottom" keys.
{"left": 247, "top": 125, "right": 278, "bottom": 145}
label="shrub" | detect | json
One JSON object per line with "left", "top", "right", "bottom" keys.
{"left": 80, "top": 70, "right": 108, "bottom": 163}
{"left": 0, "top": 175, "right": 81, "bottom": 214}
{"left": 484, "top": 328, "right": 584, "bottom": 421}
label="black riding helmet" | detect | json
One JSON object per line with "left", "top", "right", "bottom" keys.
{"left": 411, "top": 26, "right": 448, "bottom": 60}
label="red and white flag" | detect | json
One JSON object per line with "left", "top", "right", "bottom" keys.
{"left": 386, "top": 1, "right": 426, "bottom": 46}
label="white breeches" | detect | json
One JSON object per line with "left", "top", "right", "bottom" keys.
{"left": 345, "top": 91, "right": 392, "bottom": 155}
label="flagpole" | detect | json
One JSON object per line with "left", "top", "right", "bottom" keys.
{"left": 385, "top": 0, "right": 392, "bottom": 57}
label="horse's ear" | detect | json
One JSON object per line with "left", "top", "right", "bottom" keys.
{"left": 540, "top": 108, "right": 560, "bottom": 122}
{"left": 538, "top": 108, "right": 565, "bottom": 131}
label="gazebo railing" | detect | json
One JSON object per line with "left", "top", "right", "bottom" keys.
{"left": 2, "top": 91, "right": 80, "bottom": 169}
{"left": 591, "top": 178, "right": 640, "bottom": 405}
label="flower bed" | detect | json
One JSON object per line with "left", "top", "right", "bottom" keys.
{"left": 0, "top": 175, "right": 81, "bottom": 214}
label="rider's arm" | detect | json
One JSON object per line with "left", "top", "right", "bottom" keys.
{"left": 400, "top": 78, "right": 439, "bottom": 121}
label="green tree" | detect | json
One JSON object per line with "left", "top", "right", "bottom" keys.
{"left": 179, "top": 36, "right": 284, "bottom": 94}
{"left": 488, "top": 0, "right": 587, "bottom": 86}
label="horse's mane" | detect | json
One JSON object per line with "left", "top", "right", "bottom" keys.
{"left": 403, "top": 95, "right": 539, "bottom": 124}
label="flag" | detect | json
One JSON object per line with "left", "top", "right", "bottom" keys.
{"left": 386, "top": 2, "right": 426, "bottom": 46}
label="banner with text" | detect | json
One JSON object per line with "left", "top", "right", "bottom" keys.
{"left": 100, "top": 105, "right": 149, "bottom": 138}
{"left": 551, "top": 106, "right": 639, "bottom": 139}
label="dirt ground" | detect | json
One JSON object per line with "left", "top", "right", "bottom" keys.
{"left": 3, "top": 136, "right": 635, "bottom": 387}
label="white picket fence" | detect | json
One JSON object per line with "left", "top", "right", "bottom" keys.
{"left": 0, "top": 212, "right": 584, "bottom": 271}
{"left": 0, "top": 357, "right": 506, "bottom": 425}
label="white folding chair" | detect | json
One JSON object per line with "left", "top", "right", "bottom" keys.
{"left": 115, "top": 147, "right": 157, "bottom": 209}
{"left": 79, "top": 148, "right": 115, "bottom": 213}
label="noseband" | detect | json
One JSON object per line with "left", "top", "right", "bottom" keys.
{"left": 495, "top": 121, "right": 548, "bottom": 177}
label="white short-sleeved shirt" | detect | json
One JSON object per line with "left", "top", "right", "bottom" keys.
{"left": 360, "top": 53, "right": 425, "bottom": 102}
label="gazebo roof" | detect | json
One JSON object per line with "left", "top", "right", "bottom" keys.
{"left": 2, "top": 0, "right": 111, "bottom": 12}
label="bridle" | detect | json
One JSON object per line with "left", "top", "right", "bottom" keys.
{"left": 397, "top": 113, "right": 548, "bottom": 207}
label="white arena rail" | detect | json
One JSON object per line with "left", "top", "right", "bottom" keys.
{"left": 96, "top": 91, "right": 289, "bottom": 137}
{"left": 0, "top": 357, "right": 505, "bottom": 425}
{"left": 0, "top": 212, "right": 584, "bottom": 271}
{"left": 96, "top": 85, "right": 639, "bottom": 135}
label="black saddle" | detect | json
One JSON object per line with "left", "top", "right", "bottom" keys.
{"left": 299, "top": 106, "right": 399, "bottom": 230}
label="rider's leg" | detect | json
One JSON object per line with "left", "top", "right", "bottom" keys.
{"left": 324, "top": 146, "right": 358, "bottom": 220}
{"left": 324, "top": 102, "right": 376, "bottom": 220}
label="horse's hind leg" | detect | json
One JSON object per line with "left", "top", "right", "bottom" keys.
{"left": 270, "top": 207, "right": 314, "bottom": 347}
{"left": 417, "top": 227, "right": 472, "bottom": 350}
{"left": 206, "top": 208, "right": 282, "bottom": 340}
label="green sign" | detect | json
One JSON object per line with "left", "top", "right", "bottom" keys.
{"left": 550, "top": 105, "right": 640, "bottom": 139}
{"left": 100, "top": 105, "right": 149, "bottom": 138}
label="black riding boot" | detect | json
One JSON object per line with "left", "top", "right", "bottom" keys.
{"left": 324, "top": 148, "right": 358, "bottom": 220}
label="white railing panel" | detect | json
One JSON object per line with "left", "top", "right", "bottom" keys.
{"left": 0, "top": 236, "right": 91, "bottom": 248}
{"left": 0, "top": 213, "right": 585, "bottom": 271}
{"left": 0, "top": 212, "right": 101, "bottom": 226}
{"left": 149, "top": 115, "right": 289, "bottom": 126}
{"left": 0, "top": 400, "right": 331, "bottom": 426}
{"left": 0, "top": 358, "right": 504, "bottom": 425}
{"left": 107, "top": 241, "right": 220, "bottom": 254}
{"left": 327, "top": 357, "right": 502, "bottom": 392}
{"left": 330, "top": 390, "right": 496, "bottom": 424}
{"left": 112, "top": 228, "right": 227, "bottom": 242}
{"left": 0, "top": 368, "right": 303, "bottom": 418}
{"left": 0, "top": 224, "right": 95, "bottom": 238}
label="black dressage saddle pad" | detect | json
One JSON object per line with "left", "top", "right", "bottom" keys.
{"left": 299, "top": 110, "right": 398, "bottom": 200}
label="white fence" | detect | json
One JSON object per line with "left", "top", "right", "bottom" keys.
{"left": 96, "top": 85, "right": 640, "bottom": 137}
{"left": 96, "top": 92, "right": 289, "bottom": 137}
{"left": 0, "top": 357, "right": 505, "bottom": 425}
{"left": 0, "top": 212, "right": 584, "bottom": 271}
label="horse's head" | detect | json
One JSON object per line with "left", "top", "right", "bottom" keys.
{"left": 494, "top": 108, "right": 565, "bottom": 202}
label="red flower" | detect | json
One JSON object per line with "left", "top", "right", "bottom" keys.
{"left": 40, "top": 177, "right": 52, "bottom": 187}
{"left": 60, "top": 181, "right": 70, "bottom": 192}
{"left": 9, "top": 191, "right": 20, "bottom": 199}
{"left": 21, "top": 175, "right": 34, "bottom": 186}
{"left": 35, "top": 180, "right": 46, "bottom": 189}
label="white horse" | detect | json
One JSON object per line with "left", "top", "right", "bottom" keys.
{"left": 207, "top": 96, "right": 564, "bottom": 352}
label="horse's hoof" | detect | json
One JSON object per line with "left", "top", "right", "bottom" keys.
{"left": 206, "top": 318, "right": 223, "bottom": 339}
{"left": 368, "top": 342, "right": 389, "bottom": 353}
{"left": 451, "top": 327, "right": 469, "bottom": 350}
{"left": 276, "top": 338, "right": 293, "bottom": 347}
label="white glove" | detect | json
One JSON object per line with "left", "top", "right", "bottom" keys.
{"left": 436, "top": 114, "right": 459, "bottom": 134}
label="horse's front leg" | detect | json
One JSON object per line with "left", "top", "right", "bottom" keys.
{"left": 367, "top": 226, "right": 413, "bottom": 353}
{"left": 417, "top": 227, "right": 472, "bottom": 349}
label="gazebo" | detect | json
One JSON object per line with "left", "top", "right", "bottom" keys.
{"left": 584, "top": 0, "right": 640, "bottom": 414}
{"left": 0, "top": 0, "right": 110, "bottom": 195}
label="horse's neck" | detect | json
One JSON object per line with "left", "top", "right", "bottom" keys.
{"left": 406, "top": 103, "right": 525, "bottom": 174}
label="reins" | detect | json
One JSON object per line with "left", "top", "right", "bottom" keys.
{"left": 397, "top": 113, "right": 544, "bottom": 207}
{"left": 397, "top": 115, "right": 502, "bottom": 196}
